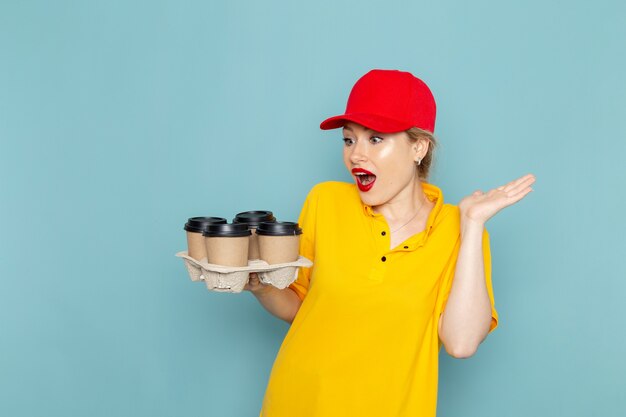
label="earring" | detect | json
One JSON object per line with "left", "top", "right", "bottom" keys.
{"left": 416, "top": 158, "right": 422, "bottom": 166}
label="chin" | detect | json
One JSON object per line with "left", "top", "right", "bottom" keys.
{"left": 357, "top": 190, "right": 387, "bottom": 207}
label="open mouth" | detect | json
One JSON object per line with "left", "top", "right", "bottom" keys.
{"left": 352, "top": 168, "right": 376, "bottom": 192}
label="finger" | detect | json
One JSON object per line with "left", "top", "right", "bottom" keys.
{"left": 473, "top": 190, "right": 483, "bottom": 196}
{"left": 513, "top": 186, "right": 533, "bottom": 202}
{"left": 506, "top": 175, "right": 536, "bottom": 195}
{"left": 502, "top": 173, "right": 534, "bottom": 187}
{"left": 245, "top": 275, "right": 260, "bottom": 291}
{"left": 503, "top": 174, "right": 536, "bottom": 193}
{"left": 503, "top": 186, "right": 533, "bottom": 206}
{"left": 502, "top": 173, "right": 534, "bottom": 192}
{"left": 507, "top": 184, "right": 534, "bottom": 200}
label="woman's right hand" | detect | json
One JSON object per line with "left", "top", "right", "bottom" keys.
{"left": 244, "top": 272, "right": 270, "bottom": 294}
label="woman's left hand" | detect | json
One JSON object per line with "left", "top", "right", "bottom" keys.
{"left": 459, "top": 173, "right": 536, "bottom": 225}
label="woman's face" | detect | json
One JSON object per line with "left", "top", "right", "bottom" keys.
{"left": 342, "top": 122, "right": 426, "bottom": 207}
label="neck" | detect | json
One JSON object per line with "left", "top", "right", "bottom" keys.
{"left": 372, "top": 175, "right": 429, "bottom": 223}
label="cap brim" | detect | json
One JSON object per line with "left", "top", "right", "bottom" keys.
{"left": 319, "top": 113, "right": 413, "bottom": 133}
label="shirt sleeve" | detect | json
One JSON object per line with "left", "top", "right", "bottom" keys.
{"left": 288, "top": 185, "right": 318, "bottom": 301}
{"left": 436, "top": 227, "right": 499, "bottom": 334}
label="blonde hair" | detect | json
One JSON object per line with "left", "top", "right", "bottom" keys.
{"left": 406, "top": 127, "right": 437, "bottom": 180}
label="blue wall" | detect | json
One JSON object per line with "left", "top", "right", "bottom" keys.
{"left": 1, "top": 1, "right": 624, "bottom": 416}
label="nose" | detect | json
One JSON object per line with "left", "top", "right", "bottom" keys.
{"left": 349, "top": 138, "right": 368, "bottom": 165}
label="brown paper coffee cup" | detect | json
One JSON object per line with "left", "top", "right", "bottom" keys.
{"left": 232, "top": 211, "right": 276, "bottom": 260}
{"left": 257, "top": 234, "right": 300, "bottom": 264}
{"left": 203, "top": 222, "right": 252, "bottom": 267}
{"left": 186, "top": 231, "right": 207, "bottom": 261}
{"left": 184, "top": 217, "right": 227, "bottom": 261}
{"left": 205, "top": 236, "right": 250, "bottom": 267}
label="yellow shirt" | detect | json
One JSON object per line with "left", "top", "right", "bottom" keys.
{"left": 260, "top": 181, "right": 498, "bottom": 417}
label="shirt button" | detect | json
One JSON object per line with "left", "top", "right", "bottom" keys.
{"left": 404, "top": 246, "right": 409, "bottom": 249}
{"left": 381, "top": 231, "right": 386, "bottom": 236}
{"left": 381, "top": 256, "right": 387, "bottom": 262}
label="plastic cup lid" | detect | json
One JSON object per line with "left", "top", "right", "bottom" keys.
{"left": 184, "top": 216, "right": 227, "bottom": 233}
{"left": 232, "top": 210, "right": 276, "bottom": 226}
{"left": 203, "top": 223, "right": 252, "bottom": 237}
{"left": 255, "top": 221, "right": 302, "bottom": 236}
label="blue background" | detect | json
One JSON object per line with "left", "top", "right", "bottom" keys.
{"left": 1, "top": 1, "right": 625, "bottom": 416}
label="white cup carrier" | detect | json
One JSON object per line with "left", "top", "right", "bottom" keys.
{"left": 176, "top": 251, "right": 312, "bottom": 293}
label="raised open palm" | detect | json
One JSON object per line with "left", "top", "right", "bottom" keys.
{"left": 459, "top": 174, "right": 536, "bottom": 223}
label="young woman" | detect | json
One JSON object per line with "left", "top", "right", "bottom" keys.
{"left": 246, "top": 69, "right": 536, "bottom": 416}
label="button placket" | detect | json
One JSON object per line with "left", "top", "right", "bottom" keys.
{"left": 368, "top": 255, "right": 388, "bottom": 282}
{"left": 367, "top": 216, "right": 391, "bottom": 282}
{"left": 370, "top": 216, "right": 389, "bottom": 253}
{"left": 369, "top": 249, "right": 390, "bottom": 282}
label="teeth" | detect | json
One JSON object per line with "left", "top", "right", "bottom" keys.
{"left": 355, "top": 173, "right": 375, "bottom": 186}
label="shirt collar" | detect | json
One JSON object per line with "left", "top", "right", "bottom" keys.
{"left": 421, "top": 182, "right": 444, "bottom": 239}
{"left": 362, "top": 182, "right": 444, "bottom": 240}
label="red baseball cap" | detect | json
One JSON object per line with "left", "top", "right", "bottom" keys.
{"left": 320, "top": 69, "right": 436, "bottom": 133}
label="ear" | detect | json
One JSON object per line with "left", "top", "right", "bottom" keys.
{"left": 412, "top": 137, "right": 429, "bottom": 163}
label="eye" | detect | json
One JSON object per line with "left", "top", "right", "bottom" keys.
{"left": 370, "top": 136, "right": 383, "bottom": 144}
{"left": 343, "top": 137, "right": 355, "bottom": 146}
